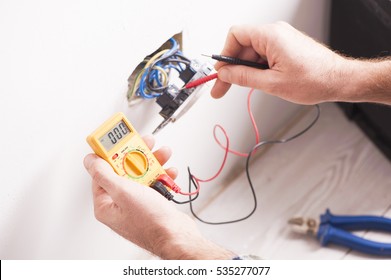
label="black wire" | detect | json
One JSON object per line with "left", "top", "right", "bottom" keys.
{"left": 172, "top": 167, "right": 200, "bottom": 204}
{"left": 164, "top": 58, "right": 191, "bottom": 65}
{"left": 186, "top": 104, "right": 321, "bottom": 225}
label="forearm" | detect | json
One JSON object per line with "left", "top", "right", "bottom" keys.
{"left": 337, "top": 58, "right": 391, "bottom": 105}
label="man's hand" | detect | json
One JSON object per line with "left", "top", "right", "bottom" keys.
{"left": 211, "top": 22, "right": 391, "bottom": 105}
{"left": 84, "top": 135, "right": 235, "bottom": 260}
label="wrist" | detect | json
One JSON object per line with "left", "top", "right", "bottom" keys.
{"left": 151, "top": 216, "right": 236, "bottom": 260}
{"left": 162, "top": 236, "right": 236, "bottom": 260}
{"left": 336, "top": 58, "right": 391, "bottom": 104}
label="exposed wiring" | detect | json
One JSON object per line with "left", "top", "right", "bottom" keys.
{"left": 128, "top": 49, "right": 170, "bottom": 100}
{"left": 172, "top": 87, "right": 321, "bottom": 224}
{"left": 128, "top": 38, "right": 192, "bottom": 101}
{"left": 145, "top": 49, "right": 170, "bottom": 68}
{"left": 167, "top": 123, "right": 231, "bottom": 204}
{"left": 173, "top": 88, "right": 260, "bottom": 204}
{"left": 127, "top": 69, "right": 145, "bottom": 101}
{"left": 145, "top": 54, "right": 190, "bottom": 93}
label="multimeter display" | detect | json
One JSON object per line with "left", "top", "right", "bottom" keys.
{"left": 87, "top": 112, "right": 167, "bottom": 186}
{"left": 99, "top": 120, "right": 131, "bottom": 151}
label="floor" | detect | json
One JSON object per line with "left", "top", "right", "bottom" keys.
{"left": 179, "top": 103, "right": 391, "bottom": 259}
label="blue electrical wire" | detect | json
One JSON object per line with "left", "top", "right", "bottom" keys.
{"left": 150, "top": 69, "right": 162, "bottom": 87}
{"left": 136, "top": 37, "right": 190, "bottom": 99}
{"left": 161, "top": 38, "right": 179, "bottom": 58}
{"left": 139, "top": 67, "right": 160, "bottom": 99}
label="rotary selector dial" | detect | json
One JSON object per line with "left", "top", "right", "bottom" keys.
{"left": 123, "top": 150, "right": 149, "bottom": 178}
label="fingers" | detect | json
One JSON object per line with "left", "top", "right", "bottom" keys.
{"left": 211, "top": 78, "right": 232, "bottom": 99}
{"left": 84, "top": 154, "right": 129, "bottom": 221}
{"left": 153, "top": 146, "right": 172, "bottom": 166}
{"left": 217, "top": 64, "right": 277, "bottom": 92}
{"left": 91, "top": 180, "right": 117, "bottom": 221}
{"left": 211, "top": 25, "right": 269, "bottom": 98}
{"left": 218, "top": 25, "right": 268, "bottom": 66}
{"left": 165, "top": 167, "right": 178, "bottom": 180}
{"left": 85, "top": 135, "right": 177, "bottom": 212}
{"left": 142, "top": 135, "right": 155, "bottom": 150}
{"left": 85, "top": 142, "right": 176, "bottom": 196}
{"left": 142, "top": 135, "right": 172, "bottom": 167}
{"left": 219, "top": 26, "right": 255, "bottom": 62}
{"left": 84, "top": 154, "right": 125, "bottom": 202}
{"left": 153, "top": 146, "right": 178, "bottom": 179}
{"left": 142, "top": 135, "right": 174, "bottom": 168}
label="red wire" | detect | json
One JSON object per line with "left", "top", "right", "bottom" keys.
{"left": 179, "top": 125, "right": 229, "bottom": 196}
{"left": 214, "top": 88, "right": 260, "bottom": 157}
{"left": 178, "top": 179, "right": 200, "bottom": 196}
{"left": 193, "top": 124, "right": 230, "bottom": 183}
{"left": 248, "top": 88, "right": 260, "bottom": 144}
{"left": 181, "top": 88, "right": 260, "bottom": 197}
{"left": 178, "top": 125, "right": 229, "bottom": 196}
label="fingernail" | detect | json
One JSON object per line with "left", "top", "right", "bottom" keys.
{"left": 218, "top": 68, "right": 228, "bottom": 81}
{"left": 168, "top": 167, "right": 178, "bottom": 177}
{"left": 143, "top": 135, "right": 154, "bottom": 142}
{"left": 161, "top": 146, "right": 172, "bottom": 156}
{"left": 83, "top": 154, "right": 94, "bottom": 169}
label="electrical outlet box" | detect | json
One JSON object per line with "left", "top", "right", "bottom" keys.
{"left": 126, "top": 32, "right": 213, "bottom": 134}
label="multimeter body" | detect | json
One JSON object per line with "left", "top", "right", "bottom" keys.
{"left": 87, "top": 112, "right": 167, "bottom": 186}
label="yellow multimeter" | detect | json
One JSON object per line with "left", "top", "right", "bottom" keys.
{"left": 87, "top": 112, "right": 167, "bottom": 186}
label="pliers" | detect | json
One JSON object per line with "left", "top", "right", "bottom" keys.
{"left": 288, "top": 209, "right": 391, "bottom": 256}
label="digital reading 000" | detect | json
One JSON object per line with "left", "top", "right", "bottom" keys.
{"left": 87, "top": 112, "right": 167, "bottom": 186}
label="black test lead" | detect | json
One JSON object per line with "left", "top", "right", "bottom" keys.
{"left": 202, "top": 54, "right": 269, "bottom": 69}
{"left": 182, "top": 54, "right": 269, "bottom": 90}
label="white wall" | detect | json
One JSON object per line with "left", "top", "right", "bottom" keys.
{"left": 0, "top": 0, "right": 330, "bottom": 259}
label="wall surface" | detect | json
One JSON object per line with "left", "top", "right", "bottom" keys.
{"left": 0, "top": 0, "right": 330, "bottom": 259}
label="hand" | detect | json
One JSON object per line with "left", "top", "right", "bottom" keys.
{"left": 211, "top": 22, "right": 352, "bottom": 105}
{"left": 84, "top": 135, "right": 234, "bottom": 259}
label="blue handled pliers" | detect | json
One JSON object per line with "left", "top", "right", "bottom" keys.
{"left": 288, "top": 209, "right": 391, "bottom": 256}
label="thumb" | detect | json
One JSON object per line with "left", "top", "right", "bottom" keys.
{"left": 84, "top": 154, "right": 128, "bottom": 203}
{"left": 218, "top": 65, "right": 276, "bottom": 92}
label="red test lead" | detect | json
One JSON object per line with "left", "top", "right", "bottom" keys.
{"left": 183, "top": 73, "right": 218, "bottom": 90}
{"left": 157, "top": 174, "right": 181, "bottom": 193}
{"left": 157, "top": 174, "right": 200, "bottom": 196}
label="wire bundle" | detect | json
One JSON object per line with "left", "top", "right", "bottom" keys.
{"left": 128, "top": 38, "right": 191, "bottom": 100}
{"left": 172, "top": 88, "right": 321, "bottom": 225}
